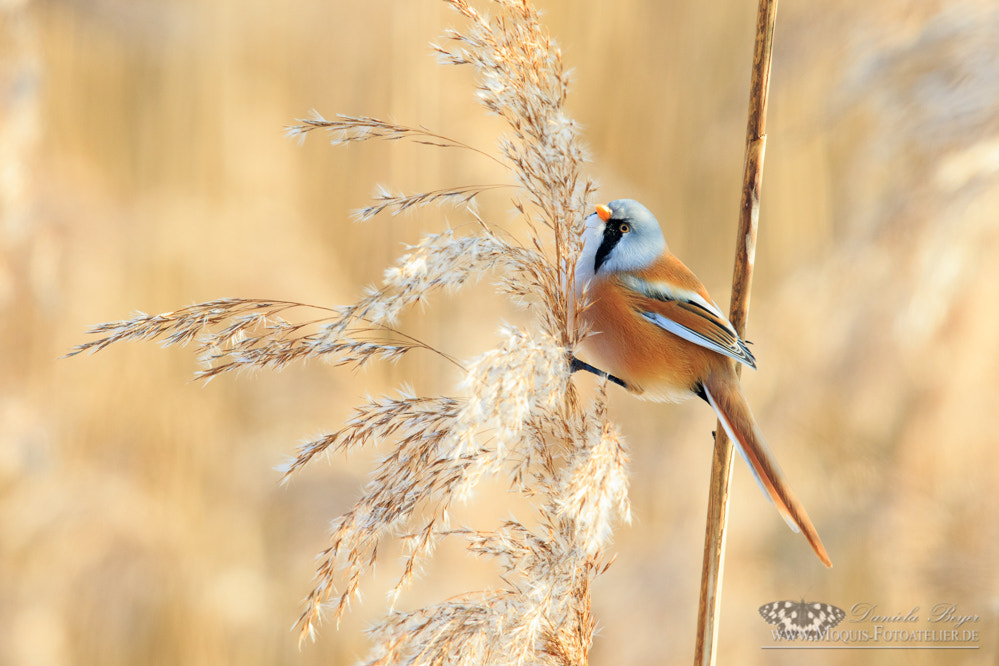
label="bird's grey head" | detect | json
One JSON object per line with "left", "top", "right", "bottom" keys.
{"left": 578, "top": 199, "right": 667, "bottom": 279}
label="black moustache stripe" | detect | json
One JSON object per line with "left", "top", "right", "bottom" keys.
{"left": 594, "top": 223, "right": 623, "bottom": 272}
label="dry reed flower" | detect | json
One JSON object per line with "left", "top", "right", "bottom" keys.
{"left": 69, "top": 1, "right": 625, "bottom": 663}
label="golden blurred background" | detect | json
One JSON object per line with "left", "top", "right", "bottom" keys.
{"left": 3, "top": 0, "right": 998, "bottom": 664}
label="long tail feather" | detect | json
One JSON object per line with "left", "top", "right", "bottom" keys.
{"left": 703, "top": 369, "right": 832, "bottom": 567}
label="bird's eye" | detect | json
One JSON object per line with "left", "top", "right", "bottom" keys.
{"left": 619, "top": 222, "right": 631, "bottom": 233}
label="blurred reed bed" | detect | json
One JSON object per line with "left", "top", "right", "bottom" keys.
{"left": 3, "top": 0, "right": 998, "bottom": 664}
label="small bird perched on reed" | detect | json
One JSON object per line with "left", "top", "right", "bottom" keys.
{"left": 573, "top": 199, "right": 831, "bottom": 567}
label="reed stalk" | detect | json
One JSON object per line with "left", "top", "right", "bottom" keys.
{"left": 693, "top": 0, "right": 778, "bottom": 663}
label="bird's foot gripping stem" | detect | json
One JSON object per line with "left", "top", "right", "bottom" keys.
{"left": 569, "top": 356, "right": 628, "bottom": 389}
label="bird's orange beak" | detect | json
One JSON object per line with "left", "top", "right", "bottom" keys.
{"left": 595, "top": 204, "right": 612, "bottom": 222}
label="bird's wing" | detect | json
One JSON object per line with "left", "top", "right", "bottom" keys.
{"left": 620, "top": 273, "right": 757, "bottom": 368}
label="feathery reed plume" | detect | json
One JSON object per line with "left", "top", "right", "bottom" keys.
{"left": 70, "top": 1, "right": 624, "bottom": 663}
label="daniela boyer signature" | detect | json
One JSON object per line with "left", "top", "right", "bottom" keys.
{"left": 759, "top": 600, "right": 983, "bottom": 644}
{"left": 850, "top": 602, "right": 980, "bottom": 629}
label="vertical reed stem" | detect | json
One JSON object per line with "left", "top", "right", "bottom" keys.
{"left": 693, "top": 0, "right": 778, "bottom": 663}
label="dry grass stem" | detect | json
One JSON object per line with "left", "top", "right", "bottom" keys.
{"left": 65, "top": 298, "right": 460, "bottom": 380}
{"left": 287, "top": 112, "right": 508, "bottom": 168}
{"left": 694, "top": 0, "right": 778, "bottom": 664}
{"left": 72, "top": 1, "right": 626, "bottom": 664}
{"left": 352, "top": 184, "right": 511, "bottom": 222}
